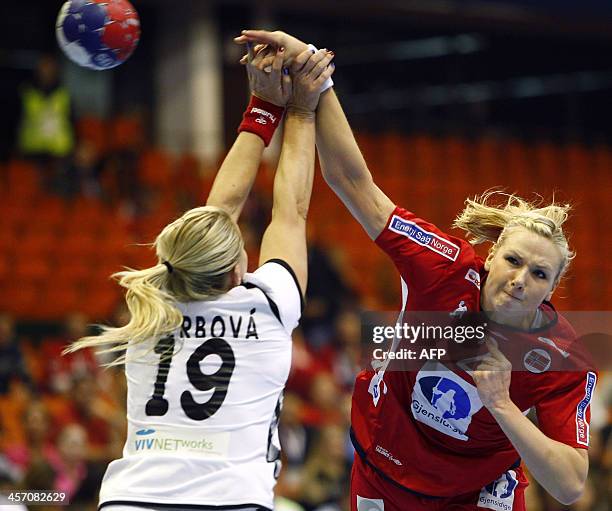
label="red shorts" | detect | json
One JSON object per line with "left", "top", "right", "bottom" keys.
{"left": 351, "top": 455, "right": 528, "bottom": 511}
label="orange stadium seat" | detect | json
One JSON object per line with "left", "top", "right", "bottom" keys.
{"left": 56, "top": 232, "right": 100, "bottom": 260}
{"left": 502, "top": 140, "right": 534, "bottom": 192}
{"left": 443, "top": 136, "right": 473, "bottom": 175}
{"left": 473, "top": 137, "right": 502, "bottom": 188}
{"left": 564, "top": 143, "right": 590, "bottom": 178}
{"left": 13, "top": 257, "right": 50, "bottom": 283}
{"left": 97, "top": 232, "right": 131, "bottom": 262}
{"left": 109, "top": 113, "right": 145, "bottom": 151}
{"left": 67, "top": 197, "right": 109, "bottom": 230}
{"left": 80, "top": 285, "right": 120, "bottom": 320}
{"left": 354, "top": 133, "right": 380, "bottom": 168}
{"left": 76, "top": 116, "right": 107, "bottom": 154}
{"left": 1, "top": 281, "right": 39, "bottom": 318}
{"left": 138, "top": 149, "right": 174, "bottom": 188}
{"left": 532, "top": 141, "right": 562, "bottom": 187}
{"left": 36, "top": 196, "right": 68, "bottom": 229}
{"left": 175, "top": 153, "right": 203, "bottom": 200}
{"left": 17, "top": 232, "right": 55, "bottom": 260}
{"left": 54, "top": 259, "right": 93, "bottom": 286}
{"left": 6, "top": 160, "right": 40, "bottom": 200}
{"left": 0, "top": 251, "right": 9, "bottom": 279}
{"left": 412, "top": 134, "right": 442, "bottom": 175}
{"left": 122, "top": 243, "right": 156, "bottom": 271}
{"left": 253, "top": 161, "right": 275, "bottom": 195}
{"left": 591, "top": 144, "right": 611, "bottom": 173}
{"left": 379, "top": 133, "right": 410, "bottom": 175}
{"left": 0, "top": 228, "right": 14, "bottom": 257}
{"left": 38, "top": 284, "right": 81, "bottom": 319}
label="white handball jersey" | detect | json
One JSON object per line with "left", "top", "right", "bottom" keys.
{"left": 98, "top": 260, "right": 303, "bottom": 511}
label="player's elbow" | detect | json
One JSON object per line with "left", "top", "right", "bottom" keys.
{"left": 321, "top": 161, "right": 368, "bottom": 190}
{"left": 294, "top": 197, "right": 311, "bottom": 221}
{"left": 271, "top": 202, "right": 309, "bottom": 225}
{"left": 555, "top": 481, "right": 585, "bottom": 506}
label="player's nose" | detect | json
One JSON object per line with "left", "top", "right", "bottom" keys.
{"left": 510, "top": 267, "right": 528, "bottom": 291}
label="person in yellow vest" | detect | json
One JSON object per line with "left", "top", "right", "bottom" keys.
{"left": 18, "top": 54, "right": 75, "bottom": 158}
{"left": 17, "top": 54, "right": 75, "bottom": 192}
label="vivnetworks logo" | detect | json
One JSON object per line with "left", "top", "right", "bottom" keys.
{"left": 134, "top": 429, "right": 214, "bottom": 452}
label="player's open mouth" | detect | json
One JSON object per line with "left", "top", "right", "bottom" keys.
{"left": 504, "top": 291, "right": 522, "bottom": 301}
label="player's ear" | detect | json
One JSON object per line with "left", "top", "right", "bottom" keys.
{"left": 484, "top": 247, "right": 496, "bottom": 272}
{"left": 229, "top": 264, "right": 242, "bottom": 288}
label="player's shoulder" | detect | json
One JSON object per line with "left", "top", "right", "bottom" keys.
{"left": 240, "top": 259, "right": 304, "bottom": 333}
{"left": 377, "top": 205, "right": 476, "bottom": 263}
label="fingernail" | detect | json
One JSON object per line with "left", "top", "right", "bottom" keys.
{"left": 282, "top": 67, "right": 290, "bottom": 75}
{"left": 279, "top": 47, "right": 285, "bottom": 52}
{"left": 327, "top": 50, "right": 335, "bottom": 57}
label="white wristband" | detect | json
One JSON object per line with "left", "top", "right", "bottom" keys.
{"left": 307, "top": 44, "right": 334, "bottom": 92}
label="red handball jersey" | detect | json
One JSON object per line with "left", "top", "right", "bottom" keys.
{"left": 351, "top": 206, "right": 597, "bottom": 497}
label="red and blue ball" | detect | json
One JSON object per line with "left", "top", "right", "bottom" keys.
{"left": 56, "top": 0, "right": 140, "bottom": 71}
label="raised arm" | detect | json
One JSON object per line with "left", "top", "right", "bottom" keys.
{"left": 206, "top": 46, "right": 290, "bottom": 223}
{"left": 258, "top": 49, "right": 335, "bottom": 295}
{"left": 235, "top": 30, "right": 395, "bottom": 239}
{"left": 315, "top": 89, "right": 395, "bottom": 239}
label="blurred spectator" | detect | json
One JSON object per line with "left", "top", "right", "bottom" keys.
{"left": 99, "top": 148, "right": 140, "bottom": 207}
{"left": 48, "top": 375, "right": 124, "bottom": 464}
{"left": 63, "top": 140, "right": 103, "bottom": 198}
{"left": 302, "top": 373, "right": 345, "bottom": 428}
{"left": 274, "top": 496, "right": 306, "bottom": 511}
{"left": 3, "top": 400, "right": 57, "bottom": 481}
{"left": 19, "top": 421, "right": 105, "bottom": 509}
{"left": 318, "top": 308, "right": 363, "bottom": 391}
{"left": 16, "top": 53, "right": 75, "bottom": 191}
{"left": 22, "top": 457, "right": 57, "bottom": 511}
{"left": 45, "top": 424, "right": 88, "bottom": 502}
{"left": 301, "top": 245, "right": 354, "bottom": 348}
{"left": 294, "top": 424, "right": 350, "bottom": 511}
{"left": 286, "top": 329, "right": 326, "bottom": 402}
{"left": 279, "top": 393, "right": 312, "bottom": 469}
{"left": 39, "top": 313, "right": 98, "bottom": 394}
{"left": 0, "top": 314, "right": 34, "bottom": 396}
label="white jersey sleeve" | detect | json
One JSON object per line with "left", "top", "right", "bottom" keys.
{"left": 244, "top": 259, "right": 304, "bottom": 334}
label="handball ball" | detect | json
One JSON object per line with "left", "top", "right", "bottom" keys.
{"left": 56, "top": 0, "right": 140, "bottom": 70}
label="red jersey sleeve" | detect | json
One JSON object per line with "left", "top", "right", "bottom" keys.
{"left": 536, "top": 370, "right": 597, "bottom": 449}
{"left": 375, "top": 206, "right": 471, "bottom": 293}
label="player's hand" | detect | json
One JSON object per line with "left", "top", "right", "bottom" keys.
{"left": 246, "top": 44, "right": 291, "bottom": 107}
{"left": 472, "top": 337, "right": 513, "bottom": 414}
{"left": 287, "top": 49, "right": 335, "bottom": 114}
{"left": 235, "top": 29, "right": 309, "bottom": 66}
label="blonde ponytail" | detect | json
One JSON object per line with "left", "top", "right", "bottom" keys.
{"left": 453, "top": 190, "right": 575, "bottom": 282}
{"left": 64, "top": 206, "right": 244, "bottom": 365}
